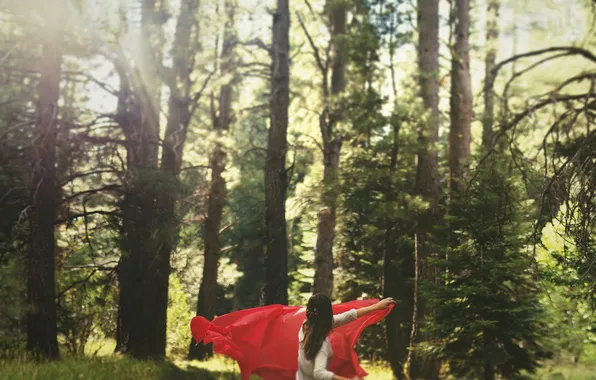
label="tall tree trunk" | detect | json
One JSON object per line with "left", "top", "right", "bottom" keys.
{"left": 313, "top": 139, "right": 340, "bottom": 297}
{"left": 449, "top": 0, "right": 473, "bottom": 190}
{"left": 116, "top": 0, "right": 164, "bottom": 358}
{"left": 190, "top": 145, "right": 226, "bottom": 359}
{"left": 383, "top": 122, "right": 412, "bottom": 379}
{"left": 264, "top": 0, "right": 290, "bottom": 305}
{"left": 189, "top": 2, "right": 234, "bottom": 358}
{"left": 312, "top": 0, "right": 346, "bottom": 297}
{"left": 408, "top": 0, "right": 441, "bottom": 377}
{"left": 27, "top": 9, "right": 62, "bottom": 359}
{"left": 482, "top": 0, "right": 500, "bottom": 148}
{"left": 156, "top": 0, "right": 202, "bottom": 360}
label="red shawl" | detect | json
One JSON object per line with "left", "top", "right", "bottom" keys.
{"left": 190, "top": 299, "right": 393, "bottom": 380}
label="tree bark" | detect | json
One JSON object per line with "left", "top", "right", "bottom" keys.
{"left": 151, "top": 0, "right": 199, "bottom": 360}
{"left": 449, "top": 0, "right": 473, "bottom": 191}
{"left": 313, "top": 138, "right": 341, "bottom": 297}
{"left": 190, "top": 146, "right": 226, "bottom": 359}
{"left": 482, "top": 0, "right": 500, "bottom": 148}
{"left": 116, "top": 0, "right": 164, "bottom": 358}
{"left": 27, "top": 10, "right": 62, "bottom": 359}
{"left": 264, "top": 0, "right": 290, "bottom": 306}
{"left": 408, "top": 0, "right": 441, "bottom": 377}
{"left": 189, "top": 2, "right": 233, "bottom": 358}
{"left": 383, "top": 122, "right": 413, "bottom": 379}
{"left": 312, "top": 0, "right": 347, "bottom": 297}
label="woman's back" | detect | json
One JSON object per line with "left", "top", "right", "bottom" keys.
{"left": 296, "top": 309, "right": 357, "bottom": 380}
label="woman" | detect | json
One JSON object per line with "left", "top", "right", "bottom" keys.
{"left": 297, "top": 294, "right": 395, "bottom": 380}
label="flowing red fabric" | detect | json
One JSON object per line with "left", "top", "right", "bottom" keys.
{"left": 190, "top": 300, "right": 393, "bottom": 380}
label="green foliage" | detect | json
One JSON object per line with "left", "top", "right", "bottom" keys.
{"left": 538, "top": 220, "right": 596, "bottom": 365}
{"left": 167, "top": 275, "right": 194, "bottom": 358}
{"left": 337, "top": 87, "right": 423, "bottom": 361}
{"left": 0, "top": 15, "right": 37, "bottom": 352}
{"left": 424, "top": 156, "right": 552, "bottom": 378}
{"left": 223, "top": 114, "right": 268, "bottom": 310}
{"left": 0, "top": 253, "right": 26, "bottom": 352}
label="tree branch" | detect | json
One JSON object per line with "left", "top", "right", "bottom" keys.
{"left": 190, "top": 70, "right": 216, "bottom": 117}
{"left": 480, "top": 93, "right": 596, "bottom": 168}
{"left": 60, "top": 185, "right": 122, "bottom": 205}
{"left": 296, "top": 12, "right": 327, "bottom": 75}
{"left": 56, "top": 269, "right": 99, "bottom": 301}
{"left": 491, "top": 47, "right": 596, "bottom": 77}
{"left": 59, "top": 170, "right": 120, "bottom": 187}
{"left": 238, "top": 38, "right": 271, "bottom": 55}
{"left": 55, "top": 210, "right": 119, "bottom": 225}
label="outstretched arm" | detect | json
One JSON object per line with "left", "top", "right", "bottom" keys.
{"left": 333, "top": 298, "right": 395, "bottom": 328}
{"left": 356, "top": 297, "right": 394, "bottom": 318}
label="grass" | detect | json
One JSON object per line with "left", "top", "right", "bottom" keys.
{"left": 6, "top": 354, "right": 594, "bottom": 380}
{"left": 0, "top": 355, "right": 393, "bottom": 380}
{"left": 532, "top": 364, "right": 596, "bottom": 380}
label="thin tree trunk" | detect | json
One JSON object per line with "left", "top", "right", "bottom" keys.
{"left": 190, "top": 3, "right": 234, "bottom": 357}
{"left": 383, "top": 122, "right": 412, "bottom": 379}
{"left": 154, "top": 0, "right": 201, "bottom": 360}
{"left": 190, "top": 145, "right": 226, "bottom": 359}
{"left": 449, "top": 0, "right": 473, "bottom": 190}
{"left": 312, "top": 0, "right": 346, "bottom": 297}
{"left": 313, "top": 138, "right": 340, "bottom": 297}
{"left": 264, "top": 0, "right": 290, "bottom": 305}
{"left": 408, "top": 0, "right": 441, "bottom": 377}
{"left": 482, "top": 0, "right": 500, "bottom": 148}
{"left": 383, "top": 23, "right": 412, "bottom": 378}
{"left": 405, "top": 234, "right": 419, "bottom": 379}
{"left": 27, "top": 10, "right": 62, "bottom": 359}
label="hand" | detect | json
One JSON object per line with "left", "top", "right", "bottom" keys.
{"left": 375, "top": 297, "right": 395, "bottom": 310}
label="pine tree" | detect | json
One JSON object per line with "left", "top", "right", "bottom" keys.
{"left": 424, "top": 155, "right": 551, "bottom": 379}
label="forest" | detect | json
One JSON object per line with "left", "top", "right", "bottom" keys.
{"left": 0, "top": 0, "right": 595, "bottom": 379}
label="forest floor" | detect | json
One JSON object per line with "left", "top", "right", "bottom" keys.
{"left": 533, "top": 364, "right": 596, "bottom": 380}
{"left": 0, "top": 355, "right": 394, "bottom": 380}
{"left": 0, "top": 355, "right": 595, "bottom": 379}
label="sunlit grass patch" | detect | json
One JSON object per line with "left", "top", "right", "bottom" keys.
{"left": 360, "top": 360, "right": 394, "bottom": 380}
{"left": 532, "top": 364, "right": 596, "bottom": 380}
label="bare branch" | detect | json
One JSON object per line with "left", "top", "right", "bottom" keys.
{"left": 62, "top": 70, "right": 119, "bottom": 97}
{"left": 55, "top": 210, "right": 119, "bottom": 225}
{"left": 190, "top": 70, "right": 216, "bottom": 117}
{"left": 179, "top": 164, "right": 211, "bottom": 172}
{"left": 298, "top": 133, "right": 324, "bottom": 153}
{"left": 60, "top": 185, "right": 122, "bottom": 205}
{"left": 492, "top": 47, "right": 596, "bottom": 77}
{"left": 56, "top": 269, "right": 99, "bottom": 301}
{"left": 59, "top": 169, "right": 120, "bottom": 187}
{"left": 479, "top": 92, "right": 596, "bottom": 168}
{"left": 78, "top": 135, "right": 127, "bottom": 146}
{"left": 238, "top": 38, "right": 271, "bottom": 55}
{"left": 296, "top": 12, "right": 327, "bottom": 75}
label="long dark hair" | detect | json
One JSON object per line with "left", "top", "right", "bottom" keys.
{"left": 301, "top": 294, "right": 333, "bottom": 361}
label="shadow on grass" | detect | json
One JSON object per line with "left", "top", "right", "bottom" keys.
{"left": 160, "top": 361, "right": 243, "bottom": 380}
{"left": 0, "top": 355, "right": 250, "bottom": 380}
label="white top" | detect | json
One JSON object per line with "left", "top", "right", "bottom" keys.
{"left": 296, "top": 309, "right": 358, "bottom": 380}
